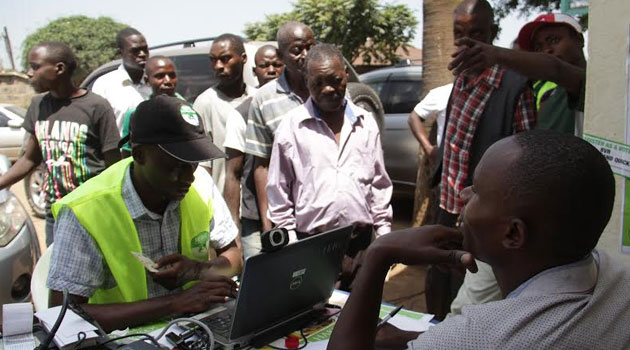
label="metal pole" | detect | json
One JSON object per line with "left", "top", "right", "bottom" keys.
{"left": 2, "top": 26, "right": 16, "bottom": 71}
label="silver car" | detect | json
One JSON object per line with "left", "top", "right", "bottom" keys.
{"left": 360, "top": 65, "right": 423, "bottom": 196}
{"left": 0, "top": 104, "right": 27, "bottom": 162}
{"left": 0, "top": 154, "right": 41, "bottom": 322}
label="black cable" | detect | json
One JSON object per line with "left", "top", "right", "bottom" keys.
{"left": 95, "top": 333, "right": 161, "bottom": 348}
{"left": 266, "top": 328, "right": 309, "bottom": 350}
{"left": 71, "top": 332, "right": 87, "bottom": 350}
{"left": 67, "top": 298, "right": 107, "bottom": 336}
{"left": 36, "top": 288, "right": 70, "bottom": 350}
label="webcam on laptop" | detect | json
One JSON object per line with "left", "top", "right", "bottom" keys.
{"left": 261, "top": 227, "right": 289, "bottom": 253}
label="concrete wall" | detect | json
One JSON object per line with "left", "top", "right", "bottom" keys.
{"left": 585, "top": 0, "right": 630, "bottom": 263}
{"left": 0, "top": 72, "right": 34, "bottom": 108}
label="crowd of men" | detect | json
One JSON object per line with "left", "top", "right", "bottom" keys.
{"left": 0, "top": 0, "right": 629, "bottom": 347}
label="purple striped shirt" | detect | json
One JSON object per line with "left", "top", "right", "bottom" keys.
{"left": 267, "top": 98, "right": 392, "bottom": 238}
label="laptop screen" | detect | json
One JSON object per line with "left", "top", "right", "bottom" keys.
{"left": 229, "top": 225, "right": 352, "bottom": 339}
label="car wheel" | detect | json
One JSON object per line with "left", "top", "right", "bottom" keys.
{"left": 24, "top": 166, "right": 46, "bottom": 218}
{"left": 347, "top": 82, "right": 385, "bottom": 132}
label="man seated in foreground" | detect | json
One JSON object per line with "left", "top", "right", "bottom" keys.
{"left": 47, "top": 95, "right": 242, "bottom": 332}
{"left": 328, "top": 130, "right": 630, "bottom": 349}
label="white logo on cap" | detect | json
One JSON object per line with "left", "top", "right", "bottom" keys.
{"left": 180, "top": 105, "right": 200, "bottom": 126}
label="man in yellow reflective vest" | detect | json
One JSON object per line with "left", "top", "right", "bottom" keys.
{"left": 47, "top": 95, "right": 242, "bottom": 332}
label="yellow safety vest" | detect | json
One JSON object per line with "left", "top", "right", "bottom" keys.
{"left": 52, "top": 157, "right": 213, "bottom": 304}
{"left": 533, "top": 80, "right": 558, "bottom": 110}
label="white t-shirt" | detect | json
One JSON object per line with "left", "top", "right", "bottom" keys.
{"left": 224, "top": 111, "right": 247, "bottom": 152}
{"left": 413, "top": 83, "right": 453, "bottom": 147}
{"left": 91, "top": 64, "right": 151, "bottom": 133}
{"left": 193, "top": 85, "right": 256, "bottom": 194}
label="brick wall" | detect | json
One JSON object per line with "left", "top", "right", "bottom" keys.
{"left": 0, "top": 72, "right": 35, "bottom": 108}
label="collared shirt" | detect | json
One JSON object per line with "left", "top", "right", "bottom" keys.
{"left": 409, "top": 250, "right": 630, "bottom": 349}
{"left": 47, "top": 166, "right": 237, "bottom": 299}
{"left": 193, "top": 85, "right": 257, "bottom": 194}
{"left": 267, "top": 98, "right": 392, "bottom": 237}
{"left": 91, "top": 64, "right": 151, "bottom": 133}
{"left": 441, "top": 65, "right": 535, "bottom": 214}
{"left": 245, "top": 72, "right": 305, "bottom": 159}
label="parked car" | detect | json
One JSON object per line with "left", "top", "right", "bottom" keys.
{"left": 24, "top": 165, "right": 46, "bottom": 219}
{"left": 360, "top": 65, "right": 423, "bottom": 195}
{"left": 0, "top": 104, "right": 46, "bottom": 218}
{"left": 0, "top": 154, "right": 41, "bottom": 321}
{"left": 81, "top": 38, "right": 384, "bottom": 130}
{"left": 0, "top": 104, "right": 27, "bottom": 162}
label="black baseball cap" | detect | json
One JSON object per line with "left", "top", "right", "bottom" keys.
{"left": 118, "top": 95, "right": 226, "bottom": 162}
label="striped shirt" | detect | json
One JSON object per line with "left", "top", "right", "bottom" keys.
{"left": 245, "top": 72, "right": 305, "bottom": 158}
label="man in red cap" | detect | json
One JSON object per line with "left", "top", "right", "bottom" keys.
{"left": 449, "top": 12, "right": 586, "bottom": 136}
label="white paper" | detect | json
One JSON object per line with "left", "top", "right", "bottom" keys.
{"left": 35, "top": 306, "right": 99, "bottom": 348}
{"left": 2, "top": 303, "right": 33, "bottom": 336}
{"left": 3, "top": 333, "right": 36, "bottom": 350}
{"left": 2, "top": 303, "right": 36, "bottom": 350}
{"left": 388, "top": 313, "right": 434, "bottom": 332}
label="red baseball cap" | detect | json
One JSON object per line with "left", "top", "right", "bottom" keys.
{"left": 517, "top": 13, "right": 582, "bottom": 51}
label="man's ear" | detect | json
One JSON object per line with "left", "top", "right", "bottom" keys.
{"left": 490, "top": 24, "right": 499, "bottom": 43}
{"left": 132, "top": 146, "right": 145, "bottom": 164}
{"left": 242, "top": 52, "right": 248, "bottom": 64}
{"left": 55, "top": 62, "right": 66, "bottom": 76}
{"left": 503, "top": 217, "right": 526, "bottom": 250}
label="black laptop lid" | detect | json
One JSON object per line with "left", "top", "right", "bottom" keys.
{"left": 230, "top": 225, "right": 352, "bottom": 339}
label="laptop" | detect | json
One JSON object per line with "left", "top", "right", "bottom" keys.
{"left": 198, "top": 225, "right": 352, "bottom": 349}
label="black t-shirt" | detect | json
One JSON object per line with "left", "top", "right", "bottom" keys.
{"left": 22, "top": 91, "right": 120, "bottom": 204}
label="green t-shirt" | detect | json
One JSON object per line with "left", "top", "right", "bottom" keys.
{"left": 120, "top": 92, "right": 186, "bottom": 151}
{"left": 532, "top": 80, "right": 585, "bottom": 136}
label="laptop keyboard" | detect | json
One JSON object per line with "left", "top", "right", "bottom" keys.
{"left": 201, "top": 312, "right": 233, "bottom": 337}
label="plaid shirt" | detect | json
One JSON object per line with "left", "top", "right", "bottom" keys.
{"left": 440, "top": 65, "right": 536, "bottom": 214}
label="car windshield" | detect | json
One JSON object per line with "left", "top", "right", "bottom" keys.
{"left": 5, "top": 106, "right": 27, "bottom": 118}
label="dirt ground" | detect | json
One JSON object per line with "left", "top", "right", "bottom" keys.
{"left": 13, "top": 181, "right": 428, "bottom": 314}
{"left": 383, "top": 195, "right": 428, "bottom": 313}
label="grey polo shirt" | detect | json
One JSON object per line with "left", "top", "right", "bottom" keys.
{"left": 244, "top": 72, "right": 305, "bottom": 159}
{"left": 408, "top": 250, "right": 630, "bottom": 349}
{"left": 242, "top": 73, "right": 305, "bottom": 220}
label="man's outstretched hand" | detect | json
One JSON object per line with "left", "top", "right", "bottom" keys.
{"left": 448, "top": 38, "right": 498, "bottom": 77}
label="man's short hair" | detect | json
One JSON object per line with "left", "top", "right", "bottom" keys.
{"left": 145, "top": 55, "right": 174, "bottom": 72}
{"left": 276, "top": 21, "right": 312, "bottom": 53}
{"left": 454, "top": 0, "right": 494, "bottom": 21}
{"left": 508, "top": 130, "right": 615, "bottom": 260}
{"left": 34, "top": 41, "right": 78, "bottom": 75}
{"left": 116, "top": 27, "right": 143, "bottom": 50}
{"left": 213, "top": 33, "right": 245, "bottom": 56}
{"left": 304, "top": 43, "right": 344, "bottom": 74}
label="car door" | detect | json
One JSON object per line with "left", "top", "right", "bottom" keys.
{"left": 0, "top": 111, "right": 25, "bottom": 161}
{"left": 379, "top": 74, "right": 423, "bottom": 188}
